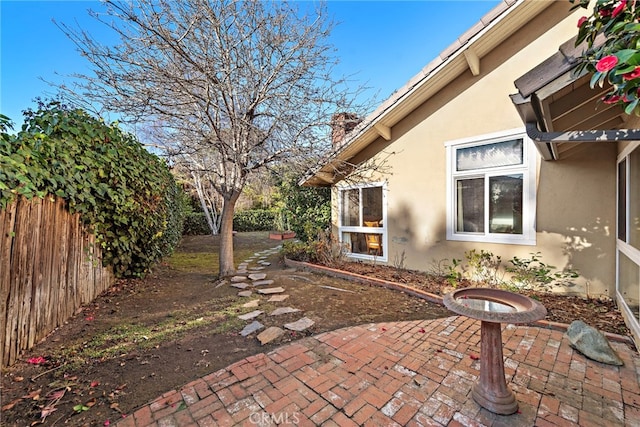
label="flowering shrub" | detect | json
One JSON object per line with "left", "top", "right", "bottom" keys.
{"left": 571, "top": 0, "right": 640, "bottom": 114}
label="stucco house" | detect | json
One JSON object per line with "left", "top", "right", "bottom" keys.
{"left": 301, "top": 1, "right": 640, "bottom": 344}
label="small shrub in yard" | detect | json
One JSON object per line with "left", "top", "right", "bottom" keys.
{"left": 507, "top": 252, "right": 579, "bottom": 291}
{"left": 282, "top": 230, "right": 348, "bottom": 266}
{"left": 432, "top": 250, "right": 578, "bottom": 292}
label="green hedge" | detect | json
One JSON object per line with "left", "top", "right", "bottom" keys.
{"left": 0, "top": 103, "right": 184, "bottom": 278}
{"left": 233, "top": 209, "right": 276, "bottom": 232}
{"left": 183, "top": 212, "right": 211, "bottom": 235}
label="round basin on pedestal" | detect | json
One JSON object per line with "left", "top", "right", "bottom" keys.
{"left": 443, "top": 287, "right": 547, "bottom": 415}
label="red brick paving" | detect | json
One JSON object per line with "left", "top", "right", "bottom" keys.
{"left": 116, "top": 316, "right": 640, "bottom": 426}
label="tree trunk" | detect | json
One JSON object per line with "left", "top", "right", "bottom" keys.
{"left": 218, "top": 194, "right": 239, "bottom": 277}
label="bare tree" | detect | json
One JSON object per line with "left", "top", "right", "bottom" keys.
{"left": 56, "top": 0, "right": 369, "bottom": 276}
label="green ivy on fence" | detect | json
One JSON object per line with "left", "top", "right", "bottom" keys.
{"left": 0, "top": 102, "right": 185, "bottom": 278}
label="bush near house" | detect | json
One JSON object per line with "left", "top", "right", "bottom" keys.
{"left": 0, "top": 102, "right": 185, "bottom": 277}
{"left": 272, "top": 172, "right": 331, "bottom": 242}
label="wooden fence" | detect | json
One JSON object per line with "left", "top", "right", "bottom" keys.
{"left": 0, "top": 197, "right": 114, "bottom": 367}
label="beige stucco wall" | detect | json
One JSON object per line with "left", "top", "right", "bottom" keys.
{"left": 336, "top": 2, "right": 618, "bottom": 297}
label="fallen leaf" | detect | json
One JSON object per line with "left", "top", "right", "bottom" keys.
{"left": 27, "top": 356, "right": 46, "bottom": 365}
{"left": 40, "top": 406, "right": 57, "bottom": 420}
{"left": 47, "top": 389, "right": 66, "bottom": 400}
{"left": 22, "top": 389, "right": 41, "bottom": 400}
{"left": 85, "top": 316, "right": 95, "bottom": 321}
{"left": 418, "top": 328, "right": 425, "bottom": 333}
{"left": 104, "top": 421, "right": 111, "bottom": 426}
{"left": 91, "top": 381, "right": 100, "bottom": 387}
{"left": 86, "top": 398, "right": 97, "bottom": 407}
{"left": 14, "top": 376, "right": 24, "bottom": 382}
{"left": 470, "top": 354, "right": 480, "bottom": 360}
{"left": 2, "top": 398, "right": 22, "bottom": 411}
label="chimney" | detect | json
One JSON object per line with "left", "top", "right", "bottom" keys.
{"left": 331, "top": 112, "right": 361, "bottom": 146}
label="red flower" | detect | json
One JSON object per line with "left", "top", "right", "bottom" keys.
{"left": 600, "top": 8, "right": 612, "bottom": 17}
{"left": 596, "top": 55, "right": 619, "bottom": 72}
{"left": 613, "top": 0, "right": 627, "bottom": 18}
{"left": 603, "top": 95, "right": 622, "bottom": 104}
{"left": 578, "top": 16, "right": 588, "bottom": 27}
{"left": 27, "top": 356, "right": 46, "bottom": 365}
{"left": 623, "top": 66, "right": 640, "bottom": 80}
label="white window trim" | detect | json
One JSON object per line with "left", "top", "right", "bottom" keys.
{"left": 338, "top": 181, "right": 388, "bottom": 262}
{"left": 445, "top": 128, "right": 536, "bottom": 245}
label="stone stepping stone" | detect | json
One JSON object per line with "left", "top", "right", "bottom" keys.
{"left": 240, "top": 321, "right": 264, "bottom": 337}
{"left": 242, "top": 299, "right": 260, "bottom": 308}
{"left": 248, "top": 273, "right": 267, "bottom": 281}
{"left": 284, "top": 317, "right": 315, "bottom": 332}
{"left": 259, "top": 261, "right": 271, "bottom": 266}
{"left": 238, "top": 290, "right": 253, "bottom": 297}
{"left": 252, "top": 280, "right": 274, "bottom": 287}
{"left": 257, "top": 327, "right": 285, "bottom": 345}
{"left": 270, "top": 307, "right": 300, "bottom": 316}
{"left": 257, "top": 287, "right": 285, "bottom": 295}
{"left": 268, "top": 294, "right": 289, "bottom": 302}
{"left": 231, "top": 276, "right": 247, "bottom": 282}
{"left": 231, "top": 282, "right": 250, "bottom": 289}
{"left": 249, "top": 267, "right": 265, "bottom": 271}
{"left": 238, "top": 310, "right": 263, "bottom": 321}
{"left": 238, "top": 263, "right": 248, "bottom": 269}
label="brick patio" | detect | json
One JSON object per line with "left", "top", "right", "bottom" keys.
{"left": 115, "top": 316, "right": 640, "bottom": 426}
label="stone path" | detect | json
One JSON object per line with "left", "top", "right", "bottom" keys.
{"left": 233, "top": 245, "right": 315, "bottom": 345}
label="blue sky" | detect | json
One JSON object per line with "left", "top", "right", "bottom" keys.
{"left": 1, "top": 1, "right": 499, "bottom": 127}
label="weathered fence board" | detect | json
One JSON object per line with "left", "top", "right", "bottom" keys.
{"left": 1, "top": 197, "right": 114, "bottom": 367}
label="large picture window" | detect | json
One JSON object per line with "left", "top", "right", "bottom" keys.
{"left": 338, "top": 184, "right": 386, "bottom": 260}
{"left": 446, "top": 129, "right": 536, "bottom": 245}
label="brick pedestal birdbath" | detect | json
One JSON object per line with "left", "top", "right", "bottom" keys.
{"left": 443, "top": 288, "right": 546, "bottom": 415}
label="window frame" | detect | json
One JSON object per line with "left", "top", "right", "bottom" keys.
{"left": 337, "top": 182, "right": 387, "bottom": 262}
{"left": 616, "top": 142, "right": 640, "bottom": 340}
{"left": 445, "top": 128, "right": 537, "bottom": 245}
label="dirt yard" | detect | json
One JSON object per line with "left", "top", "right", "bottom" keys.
{"left": 0, "top": 233, "right": 451, "bottom": 426}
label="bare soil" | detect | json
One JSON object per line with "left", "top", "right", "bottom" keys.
{"left": 0, "top": 233, "right": 630, "bottom": 426}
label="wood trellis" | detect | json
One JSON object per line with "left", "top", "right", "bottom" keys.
{"left": 0, "top": 197, "right": 114, "bottom": 367}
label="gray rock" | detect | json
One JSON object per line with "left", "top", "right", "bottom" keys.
{"left": 231, "top": 276, "right": 247, "bottom": 282}
{"left": 257, "top": 287, "right": 285, "bottom": 295}
{"left": 565, "top": 320, "right": 624, "bottom": 366}
{"left": 268, "top": 294, "right": 289, "bottom": 302}
{"left": 270, "top": 307, "right": 300, "bottom": 316}
{"left": 240, "top": 321, "right": 264, "bottom": 337}
{"left": 238, "top": 310, "right": 263, "bottom": 321}
{"left": 257, "top": 327, "right": 285, "bottom": 345}
{"left": 248, "top": 273, "right": 267, "bottom": 281}
{"left": 284, "top": 317, "right": 315, "bottom": 332}
{"left": 238, "top": 290, "right": 253, "bottom": 297}
{"left": 231, "top": 282, "right": 250, "bottom": 289}
{"left": 252, "top": 279, "right": 274, "bottom": 287}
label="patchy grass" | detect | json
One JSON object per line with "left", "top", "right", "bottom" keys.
{"left": 168, "top": 252, "right": 218, "bottom": 273}
{"left": 52, "top": 296, "right": 272, "bottom": 368}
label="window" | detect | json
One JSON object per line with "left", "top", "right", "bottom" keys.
{"left": 446, "top": 129, "right": 536, "bottom": 245}
{"left": 617, "top": 143, "right": 640, "bottom": 328}
{"left": 338, "top": 184, "right": 386, "bottom": 260}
